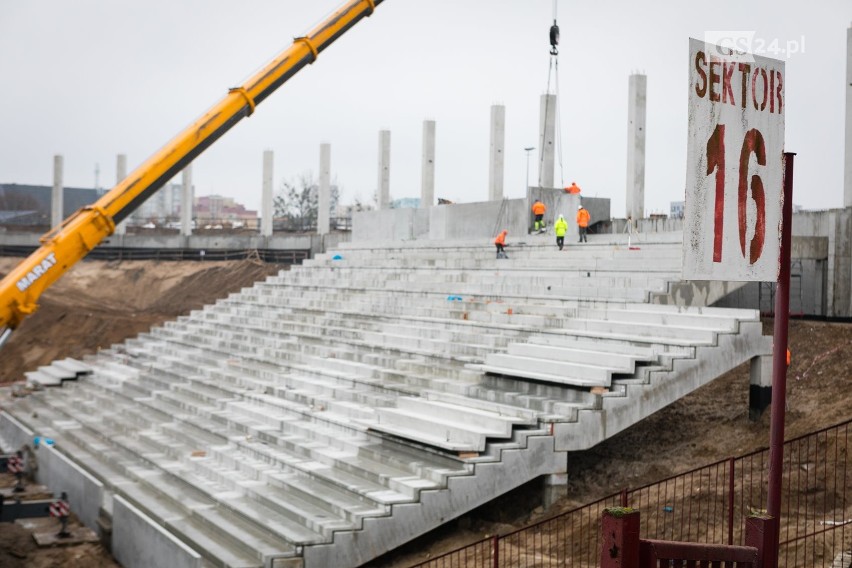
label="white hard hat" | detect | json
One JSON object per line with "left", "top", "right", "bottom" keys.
{"left": 577, "top": 205, "right": 583, "bottom": 210}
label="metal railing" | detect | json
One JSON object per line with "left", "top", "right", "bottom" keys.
{"left": 410, "top": 418, "right": 852, "bottom": 567}
{"left": 0, "top": 245, "right": 309, "bottom": 264}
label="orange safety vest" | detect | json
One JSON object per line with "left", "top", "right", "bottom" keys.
{"left": 494, "top": 231, "right": 507, "bottom": 245}
{"left": 576, "top": 208, "right": 590, "bottom": 227}
{"left": 532, "top": 201, "right": 546, "bottom": 215}
{"left": 565, "top": 183, "right": 581, "bottom": 194}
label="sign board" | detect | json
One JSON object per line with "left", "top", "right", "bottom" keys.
{"left": 683, "top": 38, "right": 785, "bottom": 281}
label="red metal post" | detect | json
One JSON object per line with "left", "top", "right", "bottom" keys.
{"left": 491, "top": 534, "right": 499, "bottom": 568}
{"left": 728, "top": 457, "right": 735, "bottom": 545}
{"left": 745, "top": 515, "right": 777, "bottom": 568}
{"left": 600, "top": 509, "right": 641, "bottom": 568}
{"left": 766, "top": 152, "right": 795, "bottom": 564}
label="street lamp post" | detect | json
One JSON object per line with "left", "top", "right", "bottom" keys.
{"left": 524, "top": 146, "right": 535, "bottom": 192}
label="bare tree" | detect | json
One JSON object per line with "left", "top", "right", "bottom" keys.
{"left": 274, "top": 172, "right": 342, "bottom": 231}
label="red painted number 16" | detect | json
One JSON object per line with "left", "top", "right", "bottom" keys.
{"left": 706, "top": 124, "right": 767, "bottom": 264}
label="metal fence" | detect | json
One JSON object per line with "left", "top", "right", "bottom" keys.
{"left": 411, "top": 419, "right": 852, "bottom": 567}
{"left": 0, "top": 244, "right": 309, "bottom": 264}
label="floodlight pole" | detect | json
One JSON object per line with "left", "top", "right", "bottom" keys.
{"left": 524, "top": 146, "right": 535, "bottom": 191}
{"left": 766, "top": 152, "right": 795, "bottom": 564}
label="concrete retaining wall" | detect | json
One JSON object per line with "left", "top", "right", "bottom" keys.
{"left": 1, "top": 411, "right": 104, "bottom": 533}
{"left": 34, "top": 443, "right": 104, "bottom": 532}
{"left": 352, "top": 192, "right": 612, "bottom": 243}
{"left": 0, "top": 411, "right": 33, "bottom": 453}
{"left": 112, "top": 496, "right": 202, "bottom": 568}
{"left": 0, "top": 231, "right": 322, "bottom": 253}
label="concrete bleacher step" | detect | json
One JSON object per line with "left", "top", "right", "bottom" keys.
{"left": 505, "top": 342, "right": 651, "bottom": 369}
{"left": 368, "top": 398, "right": 519, "bottom": 452}
{"left": 24, "top": 358, "right": 92, "bottom": 388}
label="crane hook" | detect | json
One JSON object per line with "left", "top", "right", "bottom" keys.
{"left": 549, "top": 20, "right": 559, "bottom": 56}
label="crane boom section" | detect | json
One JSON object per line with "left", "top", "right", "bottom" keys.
{"left": 0, "top": 0, "right": 384, "bottom": 333}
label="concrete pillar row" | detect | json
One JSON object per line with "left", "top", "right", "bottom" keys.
{"left": 488, "top": 105, "right": 506, "bottom": 202}
{"left": 420, "top": 121, "right": 436, "bottom": 209}
{"left": 318, "top": 143, "right": 331, "bottom": 235}
{"left": 538, "top": 94, "right": 556, "bottom": 189}
{"left": 261, "top": 150, "right": 274, "bottom": 237}
{"left": 626, "top": 73, "right": 647, "bottom": 220}
{"left": 114, "top": 154, "right": 128, "bottom": 235}
{"left": 378, "top": 130, "right": 391, "bottom": 210}
{"left": 51, "top": 155, "right": 63, "bottom": 228}
{"left": 181, "top": 165, "right": 193, "bottom": 237}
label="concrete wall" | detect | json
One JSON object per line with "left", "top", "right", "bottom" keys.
{"left": 0, "top": 411, "right": 33, "bottom": 454}
{"left": 0, "top": 232, "right": 324, "bottom": 254}
{"left": 112, "top": 496, "right": 202, "bottom": 568}
{"left": 0, "top": 411, "right": 103, "bottom": 533}
{"left": 352, "top": 192, "right": 612, "bottom": 243}
{"left": 35, "top": 443, "right": 104, "bottom": 533}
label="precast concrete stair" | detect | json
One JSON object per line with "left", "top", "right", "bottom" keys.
{"left": 1, "top": 232, "right": 771, "bottom": 568}
{"left": 24, "top": 357, "right": 93, "bottom": 388}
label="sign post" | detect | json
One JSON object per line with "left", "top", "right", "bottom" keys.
{"left": 683, "top": 38, "right": 788, "bottom": 564}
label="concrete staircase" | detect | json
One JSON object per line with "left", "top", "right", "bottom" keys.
{"left": 1, "top": 233, "right": 771, "bottom": 568}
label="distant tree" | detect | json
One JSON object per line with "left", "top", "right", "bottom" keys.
{"left": 275, "top": 173, "right": 317, "bottom": 230}
{"left": 274, "top": 172, "right": 342, "bottom": 230}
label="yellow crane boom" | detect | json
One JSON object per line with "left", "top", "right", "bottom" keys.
{"left": 0, "top": 0, "right": 385, "bottom": 349}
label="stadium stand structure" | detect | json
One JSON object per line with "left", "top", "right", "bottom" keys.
{"left": 1, "top": 232, "right": 771, "bottom": 568}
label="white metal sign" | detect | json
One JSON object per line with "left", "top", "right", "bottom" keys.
{"left": 683, "top": 38, "right": 785, "bottom": 282}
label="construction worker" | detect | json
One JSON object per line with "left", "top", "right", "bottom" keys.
{"left": 576, "top": 204, "right": 591, "bottom": 243}
{"left": 554, "top": 214, "right": 568, "bottom": 250}
{"left": 564, "top": 181, "right": 581, "bottom": 194}
{"left": 531, "top": 200, "right": 547, "bottom": 233}
{"left": 8, "top": 450, "right": 25, "bottom": 492}
{"left": 494, "top": 229, "right": 508, "bottom": 259}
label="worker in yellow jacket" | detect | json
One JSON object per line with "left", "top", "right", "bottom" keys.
{"left": 554, "top": 214, "right": 568, "bottom": 250}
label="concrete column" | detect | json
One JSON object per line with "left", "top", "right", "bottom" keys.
{"left": 626, "top": 73, "right": 647, "bottom": 220}
{"left": 542, "top": 472, "right": 568, "bottom": 509}
{"left": 845, "top": 25, "right": 852, "bottom": 207}
{"left": 51, "top": 155, "right": 63, "bottom": 228}
{"left": 538, "top": 94, "right": 556, "bottom": 188}
{"left": 261, "top": 150, "right": 274, "bottom": 237}
{"left": 318, "top": 143, "right": 331, "bottom": 235}
{"left": 749, "top": 355, "right": 772, "bottom": 420}
{"left": 180, "top": 165, "right": 193, "bottom": 237}
{"left": 488, "top": 105, "right": 505, "bottom": 202}
{"left": 420, "top": 120, "right": 436, "bottom": 208}
{"left": 827, "top": 210, "right": 837, "bottom": 316}
{"left": 378, "top": 130, "right": 391, "bottom": 209}
{"left": 114, "top": 154, "right": 127, "bottom": 235}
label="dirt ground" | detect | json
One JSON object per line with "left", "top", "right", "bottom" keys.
{"left": 1, "top": 257, "right": 850, "bottom": 567}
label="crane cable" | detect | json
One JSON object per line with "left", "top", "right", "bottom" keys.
{"left": 538, "top": 0, "right": 565, "bottom": 188}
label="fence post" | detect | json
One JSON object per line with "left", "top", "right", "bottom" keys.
{"left": 491, "top": 534, "right": 499, "bottom": 568}
{"left": 600, "top": 508, "right": 640, "bottom": 568}
{"left": 745, "top": 514, "right": 777, "bottom": 568}
{"left": 728, "top": 457, "right": 735, "bottom": 545}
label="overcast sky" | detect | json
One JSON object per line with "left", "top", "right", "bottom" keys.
{"left": 1, "top": 0, "right": 849, "bottom": 217}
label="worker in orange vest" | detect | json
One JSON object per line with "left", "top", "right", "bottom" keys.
{"left": 564, "top": 182, "right": 581, "bottom": 194}
{"left": 576, "top": 204, "right": 590, "bottom": 243}
{"left": 494, "top": 230, "right": 508, "bottom": 259}
{"left": 531, "top": 200, "right": 547, "bottom": 233}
